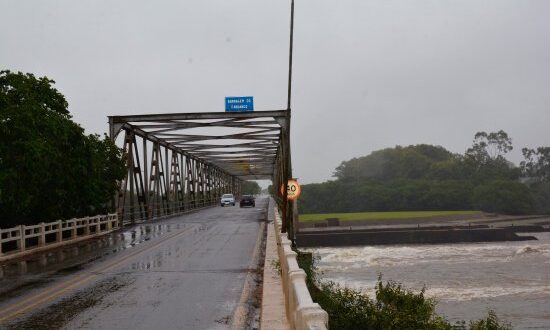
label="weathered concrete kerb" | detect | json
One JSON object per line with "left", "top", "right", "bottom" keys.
{"left": 261, "top": 206, "right": 290, "bottom": 330}
{"left": 270, "top": 205, "right": 328, "bottom": 330}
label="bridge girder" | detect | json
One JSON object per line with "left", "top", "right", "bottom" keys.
{"left": 108, "top": 110, "right": 290, "bottom": 225}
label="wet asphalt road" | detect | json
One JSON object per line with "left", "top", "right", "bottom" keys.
{"left": 0, "top": 198, "right": 269, "bottom": 329}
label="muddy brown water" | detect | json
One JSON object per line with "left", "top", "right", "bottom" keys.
{"left": 307, "top": 232, "right": 550, "bottom": 329}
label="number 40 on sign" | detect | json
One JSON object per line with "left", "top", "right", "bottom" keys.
{"left": 280, "top": 179, "right": 301, "bottom": 201}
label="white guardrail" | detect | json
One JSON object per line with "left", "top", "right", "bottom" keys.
{"left": 273, "top": 208, "right": 328, "bottom": 330}
{"left": 0, "top": 213, "right": 118, "bottom": 261}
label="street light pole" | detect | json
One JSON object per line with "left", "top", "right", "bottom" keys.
{"left": 282, "top": 0, "right": 295, "bottom": 240}
{"left": 287, "top": 0, "right": 295, "bottom": 111}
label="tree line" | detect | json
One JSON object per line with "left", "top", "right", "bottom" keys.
{"left": 299, "top": 131, "right": 550, "bottom": 215}
{"left": 241, "top": 180, "right": 261, "bottom": 195}
{"left": 0, "top": 70, "right": 268, "bottom": 228}
{"left": 0, "top": 70, "right": 126, "bottom": 227}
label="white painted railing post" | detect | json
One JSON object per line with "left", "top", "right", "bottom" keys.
{"left": 57, "top": 220, "right": 63, "bottom": 243}
{"left": 91, "top": 216, "right": 96, "bottom": 234}
{"left": 39, "top": 222, "right": 46, "bottom": 247}
{"left": 71, "top": 219, "right": 77, "bottom": 239}
{"left": 0, "top": 213, "right": 120, "bottom": 262}
{"left": 19, "top": 225, "right": 26, "bottom": 252}
{"left": 288, "top": 259, "right": 301, "bottom": 328}
{"left": 84, "top": 217, "right": 90, "bottom": 236}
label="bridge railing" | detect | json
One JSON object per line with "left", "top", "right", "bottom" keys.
{"left": 0, "top": 214, "right": 118, "bottom": 262}
{"left": 117, "top": 198, "right": 219, "bottom": 226}
{"left": 273, "top": 206, "right": 328, "bottom": 330}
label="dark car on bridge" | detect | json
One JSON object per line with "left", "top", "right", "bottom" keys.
{"left": 240, "top": 195, "right": 255, "bottom": 208}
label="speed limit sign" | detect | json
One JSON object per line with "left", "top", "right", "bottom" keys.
{"left": 280, "top": 179, "right": 301, "bottom": 201}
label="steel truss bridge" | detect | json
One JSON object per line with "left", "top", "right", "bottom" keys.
{"left": 109, "top": 0, "right": 297, "bottom": 239}
{"left": 109, "top": 109, "right": 296, "bottom": 238}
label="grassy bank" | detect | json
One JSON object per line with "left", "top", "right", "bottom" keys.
{"left": 296, "top": 252, "right": 511, "bottom": 330}
{"left": 300, "top": 210, "right": 482, "bottom": 222}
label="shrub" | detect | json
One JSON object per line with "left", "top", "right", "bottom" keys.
{"left": 473, "top": 180, "right": 534, "bottom": 214}
{"left": 296, "top": 251, "right": 511, "bottom": 330}
{"left": 527, "top": 181, "right": 550, "bottom": 214}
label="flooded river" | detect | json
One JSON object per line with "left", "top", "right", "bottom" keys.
{"left": 308, "top": 232, "right": 550, "bottom": 329}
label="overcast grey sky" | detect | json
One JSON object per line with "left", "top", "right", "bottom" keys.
{"left": 2, "top": 0, "right": 549, "bottom": 184}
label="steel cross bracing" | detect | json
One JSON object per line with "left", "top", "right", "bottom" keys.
{"left": 109, "top": 110, "right": 290, "bottom": 225}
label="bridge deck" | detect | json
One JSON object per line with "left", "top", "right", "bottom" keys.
{"left": 0, "top": 199, "right": 269, "bottom": 329}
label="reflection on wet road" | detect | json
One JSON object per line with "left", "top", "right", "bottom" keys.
{"left": 0, "top": 198, "right": 268, "bottom": 329}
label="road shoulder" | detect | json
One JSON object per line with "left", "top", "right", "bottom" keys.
{"left": 260, "top": 207, "right": 290, "bottom": 330}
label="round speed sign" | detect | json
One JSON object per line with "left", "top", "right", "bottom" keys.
{"left": 280, "top": 179, "right": 301, "bottom": 201}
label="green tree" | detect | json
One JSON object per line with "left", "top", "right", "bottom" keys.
{"left": 333, "top": 145, "right": 454, "bottom": 181}
{"left": 241, "top": 180, "right": 261, "bottom": 195}
{"left": 300, "top": 137, "right": 537, "bottom": 214}
{"left": 465, "top": 130, "right": 513, "bottom": 165}
{"left": 427, "top": 157, "right": 470, "bottom": 180}
{"left": 0, "top": 70, "right": 126, "bottom": 227}
{"left": 527, "top": 181, "right": 550, "bottom": 214}
{"left": 473, "top": 180, "right": 534, "bottom": 214}
{"left": 520, "top": 147, "right": 550, "bottom": 214}
{"left": 521, "top": 147, "right": 550, "bottom": 181}
{"left": 464, "top": 131, "right": 518, "bottom": 182}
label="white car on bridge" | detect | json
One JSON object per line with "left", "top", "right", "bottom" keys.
{"left": 220, "top": 194, "right": 235, "bottom": 206}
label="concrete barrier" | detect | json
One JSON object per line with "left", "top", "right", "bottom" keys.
{"left": 296, "top": 226, "right": 538, "bottom": 247}
{"left": 0, "top": 213, "right": 118, "bottom": 262}
{"left": 273, "top": 208, "right": 328, "bottom": 330}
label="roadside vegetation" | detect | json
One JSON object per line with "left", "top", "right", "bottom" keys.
{"left": 300, "top": 210, "right": 481, "bottom": 222}
{"left": 297, "top": 252, "right": 512, "bottom": 330}
{"left": 0, "top": 70, "right": 126, "bottom": 227}
{"left": 298, "top": 133, "right": 550, "bottom": 215}
{"left": 241, "top": 180, "right": 261, "bottom": 195}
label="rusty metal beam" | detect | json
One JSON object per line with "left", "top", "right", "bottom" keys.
{"left": 109, "top": 110, "right": 289, "bottom": 225}
{"left": 109, "top": 110, "right": 287, "bottom": 124}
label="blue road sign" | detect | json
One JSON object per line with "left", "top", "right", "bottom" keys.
{"left": 225, "top": 96, "right": 254, "bottom": 112}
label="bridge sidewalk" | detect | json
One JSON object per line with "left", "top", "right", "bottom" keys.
{"left": 260, "top": 208, "right": 290, "bottom": 330}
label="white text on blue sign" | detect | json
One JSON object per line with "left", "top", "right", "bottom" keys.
{"left": 225, "top": 96, "right": 254, "bottom": 112}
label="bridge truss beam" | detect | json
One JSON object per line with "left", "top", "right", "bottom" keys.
{"left": 109, "top": 110, "right": 291, "bottom": 228}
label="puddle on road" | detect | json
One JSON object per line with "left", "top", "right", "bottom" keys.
{"left": 55, "top": 263, "right": 85, "bottom": 274}
{"left": 0, "top": 223, "right": 187, "bottom": 286}
{"left": 0, "top": 222, "right": 186, "bottom": 324}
